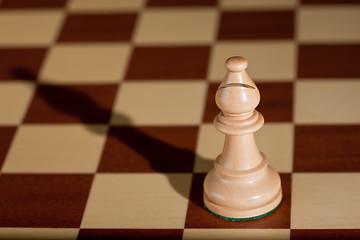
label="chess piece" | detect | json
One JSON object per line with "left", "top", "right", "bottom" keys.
{"left": 203, "top": 56, "right": 282, "bottom": 220}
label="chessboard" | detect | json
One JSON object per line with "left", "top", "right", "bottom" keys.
{"left": 0, "top": 0, "right": 360, "bottom": 239}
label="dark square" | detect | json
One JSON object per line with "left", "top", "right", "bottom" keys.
{"left": 147, "top": 0, "right": 217, "bottom": 7}
{"left": 98, "top": 126, "right": 198, "bottom": 173}
{"left": 301, "top": 0, "right": 360, "bottom": 4}
{"left": 125, "top": 47, "right": 210, "bottom": 79}
{"left": 0, "top": 48, "right": 47, "bottom": 80}
{"left": 294, "top": 125, "right": 360, "bottom": 172}
{"left": 78, "top": 229, "right": 183, "bottom": 240}
{"left": 203, "top": 82, "right": 293, "bottom": 123}
{"left": 218, "top": 11, "right": 294, "bottom": 40}
{"left": 0, "top": 174, "right": 93, "bottom": 227}
{"left": 298, "top": 45, "right": 360, "bottom": 78}
{"left": 24, "top": 84, "right": 118, "bottom": 123}
{"left": 57, "top": 14, "right": 137, "bottom": 42}
{"left": 185, "top": 173, "right": 291, "bottom": 228}
{"left": 0, "top": 127, "right": 17, "bottom": 169}
{"left": 0, "top": 0, "right": 67, "bottom": 8}
{"left": 291, "top": 230, "right": 360, "bottom": 240}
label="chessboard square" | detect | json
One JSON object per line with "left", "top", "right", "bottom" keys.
{"left": 81, "top": 173, "right": 192, "bottom": 228}
{"left": 0, "top": 174, "right": 93, "bottom": 227}
{"left": 98, "top": 126, "right": 197, "bottom": 173}
{"left": 291, "top": 173, "right": 360, "bottom": 229}
{"left": 194, "top": 124, "right": 224, "bottom": 173}
{"left": 298, "top": 6, "right": 360, "bottom": 43}
{"left": 0, "top": 48, "right": 46, "bottom": 80}
{"left": 78, "top": 229, "right": 183, "bottom": 240}
{"left": 255, "top": 123, "right": 294, "bottom": 173}
{"left": 111, "top": 81, "right": 207, "bottom": 125}
{"left": 134, "top": 9, "right": 217, "bottom": 44}
{"left": 0, "top": 228, "right": 78, "bottom": 240}
{"left": 69, "top": 0, "right": 145, "bottom": 12}
{"left": 0, "top": 81, "right": 35, "bottom": 124}
{"left": 183, "top": 229, "right": 290, "bottom": 240}
{"left": 298, "top": 45, "right": 360, "bottom": 78}
{"left": 0, "top": 127, "right": 17, "bottom": 169}
{"left": 125, "top": 47, "right": 210, "bottom": 79}
{"left": 295, "top": 81, "right": 360, "bottom": 124}
{"left": 218, "top": 11, "right": 294, "bottom": 39}
{"left": 2, "top": 125, "right": 107, "bottom": 173}
{"left": 220, "top": 0, "right": 297, "bottom": 10}
{"left": 58, "top": 13, "right": 137, "bottom": 42}
{"left": 24, "top": 84, "right": 118, "bottom": 123}
{"left": 209, "top": 42, "right": 295, "bottom": 81}
{"left": 0, "top": 0, "right": 67, "bottom": 8}
{"left": 294, "top": 125, "right": 360, "bottom": 172}
{"left": 40, "top": 44, "right": 130, "bottom": 83}
{"left": 147, "top": 0, "right": 218, "bottom": 7}
{"left": 291, "top": 229, "right": 360, "bottom": 240}
{"left": 185, "top": 173, "right": 291, "bottom": 228}
{"left": 0, "top": 10, "right": 63, "bottom": 46}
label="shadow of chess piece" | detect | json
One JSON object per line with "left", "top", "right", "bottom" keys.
{"left": 203, "top": 57, "right": 282, "bottom": 220}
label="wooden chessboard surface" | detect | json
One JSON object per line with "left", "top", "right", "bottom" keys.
{"left": 0, "top": 0, "right": 360, "bottom": 239}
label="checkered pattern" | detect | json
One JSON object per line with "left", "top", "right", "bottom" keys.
{"left": 0, "top": 0, "right": 360, "bottom": 239}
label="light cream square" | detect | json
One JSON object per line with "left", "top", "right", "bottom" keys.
{"left": 69, "top": 0, "right": 145, "bottom": 12}
{"left": 0, "top": 10, "right": 63, "bottom": 46}
{"left": 298, "top": 6, "right": 360, "bottom": 43}
{"left": 183, "top": 229, "right": 290, "bottom": 240}
{"left": 40, "top": 44, "right": 131, "bottom": 84}
{"left": 0, "top": 81, "right": 35, "bottom": 125}
{"left": 111, "top": 81, "right": 207, "bottom": 125}
{"left": 134, "top": 8, "right": 218, "bottom": 44}
{"left": 291, "top": 173, "right": 360, "bottom": 229}
{"left": 3, "top": 125, "right": 107, "bottom": 173}
{"left": 221, "top": 0, "right": 296, "bottom": 10}
{"left": 209, "top": 42, "right": 295, "bottom": 82}
{"left": 81, "top": 173, "right": 192, "bottom": 228}
{"left": 195, "top": 123, "right": 293, "bottom": 173}
{"left": 295, "top": 81, "right": 360, "bottom": 124}
{"left": 0, "top": 228, "right": 78, "bottom": 240}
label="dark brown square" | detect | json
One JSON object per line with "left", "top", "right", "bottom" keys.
{"left": 147, "top": 0, "right": 217, "bottom": 7}
{"left": 203, "top": 82, "right": 293, "bottom": 123}
{"left": 24, "top": 84, "right": 118, "bottom": 123}
{"left": 291, "top": 229, "right": 360, "bottom": 240}
{"left": 125, "top": 47, "right": 210, "bottom": 79}
{"left": 57, "top": 14, "right": 137, "bottom": 42}
{"left": 0, "top": 48, "right": 47, "bottom": 80}
{"left": 185, "top": 173, "right": 291, "bottom": 228}
{"left": 0, "top": 174, "right": 93, "bottom": 227}
{"left": 98, "top": 126, "right": 198, "bottom": 173}
{"left": 218, "top": 11, "right": 294, "bottom": 40}
{"left": 294, "top": 126, "right": 360, "bottom": 172}
{"left": 298, "top": 45, "right": 360, "bottom": 78}
{"left": 0, "top": 127, "right": 17, "bottom": 169}
{"left": 78, "top": 229, "right": 183, "bottom": 240}
{"left": 0, "top": 0, "right": 67, "bottom": 8}
{"left": 301, "top": 0, "right": 360, "bottom": 4}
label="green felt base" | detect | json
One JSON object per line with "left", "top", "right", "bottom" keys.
{"left": 204, "top": 201, "right": 281, "bottom": 221}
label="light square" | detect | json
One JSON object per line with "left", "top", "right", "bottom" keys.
{"left": 134, "top": 8, "right": 218, "bottom": 44}
{"left": 221, "top": 0, "right": 296, "bottom": 10}
{"left": 295, "top": 81, "right": 360, "bottom": 124}
{"left": 298, "top": 6, "right": 360, "bottom": 43}
{"left": 2, "top": 125, "right": 107, "bottom": 173}
{"left": 195, "top": 123, "right": 293, "bottom": 173}
{"left": 0, "top": 81, "right": 35, "bottom": 125}
{"left": 209, "top": 42, "right": 295, "bottom": 81}
{"left": 291, "top": 173, "right": 360, "bottom": 229}
{"left": 0, "top": 228, "right": 78, "bottom": 240}
{"left": 40, "top": 44, "right": 131, "bottom": 84}
{"left": 183, "top": 229, "right": 290, "bottom": 240}
{"left": 81, "top": 173, "right": 192, "bottom": 228}
{"left": 111, "top": 81, "right": 207, "bottom": 125}
{"left": 69, "top": 0, "right": 145, "bottom": 12}
{"left": 0, "top": 10, "right": 63, "bottom": 46}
